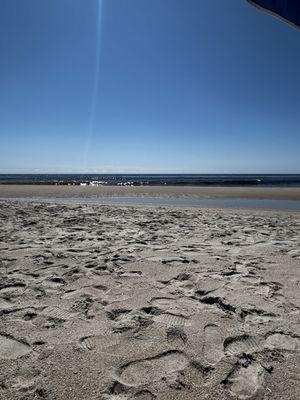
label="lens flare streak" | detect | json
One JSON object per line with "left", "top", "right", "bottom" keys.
{"left": 83, "top": 0, "right": 103, "bottom": 169}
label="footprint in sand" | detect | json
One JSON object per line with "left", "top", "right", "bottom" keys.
{"left": 0, "top": 334, "right": 31, "bottom": 360}
{"left": 226, "top": 363, "right": 265, "bottom": 400}
{"left": 224, "top": 332, "right": 300, "bottom": 356}
{"left": 117, "top": 350, "right": 189, "bottom": 387}
{"left": 154, "top": 313, "right": 189, "bottom": 327}
{"left": 79, "top": 334, "right": 121, "bottom": 351}
{"left": 11, "top": 366, "right": 40, "bottom": 392}
{"left": 222, "top": 331, "right": 300, "bottom": 399}
{"left": 265, "top": 332, "right": 300, "bottom": 351}
{"left": 151, "top": 297, "right": 195, "bottom": 326}
{"left": 41, "top": 306, "right": 75, "bottom": 321}
{"left": 224, "top": 335, "right": 262, "bottom": 357}
{"left": 203, "top": 324, "right": 224, "bottom": 365}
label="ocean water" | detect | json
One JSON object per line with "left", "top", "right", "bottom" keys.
{"left": 0, "top": 174, "right": 300, "bottom": 187}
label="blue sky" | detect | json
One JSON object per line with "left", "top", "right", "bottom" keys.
{"left": 0, "top": 0, "right": 299, "bottom": 173}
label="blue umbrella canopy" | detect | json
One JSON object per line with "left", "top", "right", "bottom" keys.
{"left": 247, "top": 0, "right": 300, "bottom": 29}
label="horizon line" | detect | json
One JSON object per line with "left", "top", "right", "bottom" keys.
{"left": 0, "top": 172, "right": 300, "bottom": 175}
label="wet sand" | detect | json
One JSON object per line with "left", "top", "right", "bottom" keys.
{"left": 0, "top": 199, "right": 299, "bottom": 400}
{"left": 0, "top": 184, "right": 300, "bottom": 200}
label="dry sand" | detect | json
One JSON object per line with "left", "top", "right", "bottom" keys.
{"left": 1, "top": 184, "right": 300, "bottom": 200}
{"left": 0, "top": 199, "right": 300, "bottom": 400}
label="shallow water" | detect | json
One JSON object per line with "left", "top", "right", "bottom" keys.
{"left": 3, "top": 196, "right": 300, "bottom": 211}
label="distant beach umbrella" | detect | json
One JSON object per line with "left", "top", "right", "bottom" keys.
{"left": 246, "top": 0, "right": 300, "bottom": 29}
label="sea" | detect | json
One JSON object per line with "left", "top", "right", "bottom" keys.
{"left": 0, "top": 174, "right": 300, "bottom": 187}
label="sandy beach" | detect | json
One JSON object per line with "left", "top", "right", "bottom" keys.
{"left": 0, "top": 198, "right": 299, "bottom": 400}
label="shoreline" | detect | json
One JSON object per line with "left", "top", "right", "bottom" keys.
{"left": 1, "top": 184, "right": 300, "bottom": 200}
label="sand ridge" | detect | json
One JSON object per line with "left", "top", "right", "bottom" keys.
{"left": 0, "top": 200, "right": 299, "bottom": 399}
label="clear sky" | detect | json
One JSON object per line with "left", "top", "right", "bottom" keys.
{"left": 0, "top": 0, "right": 299, "bottom": 174}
